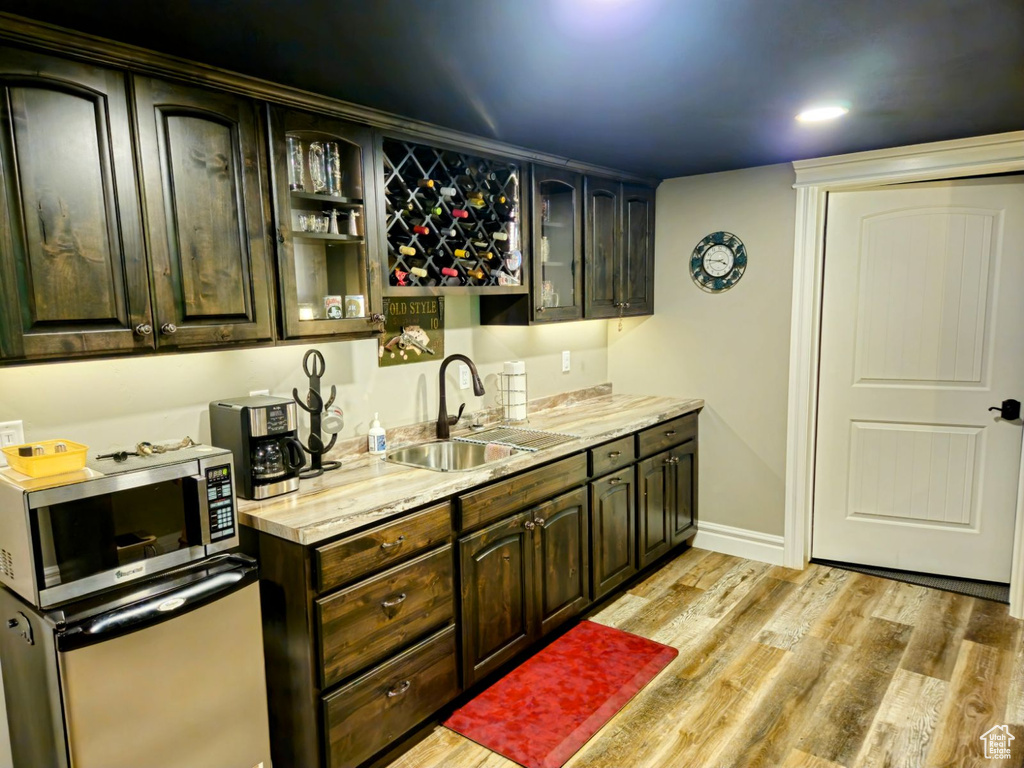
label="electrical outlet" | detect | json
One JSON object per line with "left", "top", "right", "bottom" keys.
{"left": 0, "top": 420, "right": 25, "bottom": 467}
{"left": 562, "top": 350, "right": 571, "bottom": 373}
{"left": 458, "top": 364, "right": 470, "bottom": 390}
{"left": 249, "top": 389, "right": 270, "bottom": 397}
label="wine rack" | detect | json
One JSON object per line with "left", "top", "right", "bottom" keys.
{"left": 381, "top": 138, "right": 524, "bottom": 290}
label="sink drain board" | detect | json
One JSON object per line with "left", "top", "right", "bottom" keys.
{"left": 454, "top": 427, "right": 579, "bottom": 452}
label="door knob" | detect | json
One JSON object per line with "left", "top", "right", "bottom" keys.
{"left": 989, "top": 399, "right": 1021, "bottom": 421}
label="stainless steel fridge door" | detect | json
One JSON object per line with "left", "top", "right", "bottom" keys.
{"left": 57, "top": 581, "right": 271, "bottom": 768}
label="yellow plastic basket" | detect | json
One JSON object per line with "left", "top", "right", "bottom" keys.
{"left": 2, "top": 440, "right": 89, "bottom": 477}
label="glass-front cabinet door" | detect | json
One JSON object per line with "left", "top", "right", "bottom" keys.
{"left": 268, "top": 106, "right": 383, "bottom": 339}
{"left": 533, "top": 165, "right": 582, "bottom": 322}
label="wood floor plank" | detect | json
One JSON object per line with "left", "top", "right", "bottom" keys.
{"left": 1007, "top": 642, "right": 1024, "bottom": 725}
{"left": 765, "top": 563, "right": 827, "bottom": 586}
{"left": 924, "top": 639, "right": 1014, "bottom": 768}
{"left": 899, "top": 589, "right": 974, "bottom": 681}
{"left": 626, "top": 547, "right": 713, "bottom": 598}
{"left": 673, "top": 550, "right": 743, "bottom": 590}
{"left": 963, "top": 598, "right": 1022, "bottom": 652}
{"left": 588, "top": 592, "right": 651, "bottom": 628}
{"left": 666, "top": 642, "right": 790, "bottom": 768}
{"left": 795, "top": 618, "right": 914, "bottom": 766}
{"left": 652, "top": 559, "right": 773, "bottom": 645}
{"left": 780, "top": 749, "right": 846, "bottom": 768}
{"left": 871, "top": 580, "right": 930, "bottom": 626}
{"left": 722, "top": 635, "right": 853, "bottom": 768}
{"left": 851, "top": 668, "right": 948, "bottom": 768}
{"left": 615, "top": 582, "right": 704, "bottom": 637}
{"left": 809, "top": 571, "right": 890, "bottom": 646}
{"left": 756, "top": 566, "right": 849, "bottom": 650}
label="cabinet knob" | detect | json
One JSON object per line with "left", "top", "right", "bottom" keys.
{"left": 663, "top": 456, "right": 674, "bottom": 465}
{"left": 386, "top": 680, "right": 412, "bottom": 698}
{"left": 534, "top": 517, "right": 546, "bottom": 528}
{"left": 161, "top": 323, "right": 178, "bottom": 335}
{"left": 523, "top": 520, "right": 536, "bottom": 530}
{"left": 625, "top": 302, "right": 631, "bottom": 309}
{"left": 368, "top": 313, "right": 386, "bottom": 324}
{"left": 672, "top": 456, "right": 681, "bottom": 464}
{"left": 537, "top": 306, "right": 546, "bottom": 313}
{"left": 134, "top": 323, "right": 153, "bottom": 337}
{"left": 380, "top": 593, "right": 407, "bottom": 609}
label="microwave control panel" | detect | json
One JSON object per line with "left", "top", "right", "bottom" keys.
{"left": 205, "top": 464, "right": 236, "bottom": 541}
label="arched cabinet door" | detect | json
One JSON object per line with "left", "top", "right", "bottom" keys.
{"left": 0, "top": 49, "right": 150, "bottom": 361}
{"left": 533, "top": 487, "right": 590, "bottom": 636}
{"left": 133, "top": 76, "right": 274, "bottom": 349}
{"left": 584, "top": 176, "right": 621, "bottom": 319}
{"left": 458, "top": 511, "right": 537, "bottom": 686}
{"left": 533, "top": 165, "right": 583, "bottom": 322}
{"left": 622, "top": 183, "right": 655, "bottom": 316}
{"left": 590, "top": 466, "right": 637, "bottom": 599}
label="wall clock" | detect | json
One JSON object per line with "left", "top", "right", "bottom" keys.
{"left": 690, "top": 231, "right": 747, "bottom": 292}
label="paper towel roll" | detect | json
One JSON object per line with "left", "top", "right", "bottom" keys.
{"left": 502, "top": 360, "right": 527, "bottom": 420}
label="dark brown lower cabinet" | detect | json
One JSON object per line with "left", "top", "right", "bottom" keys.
{"left": 590, "top": 467, "right": 637, "bottom": 600}
{"left": 671, "top": 439, "right": 697, "bottom": 544}
{"left": 323, "top": 625, "right": 459, "bottom": 768}
{"left": 459, "top": 487, "right": 591, "bottom": 686}
{"left": 637, "top": 452, "right": 673, "bottom": 569}
{"left": 534, "top": 487, "right": 590, "bottom": 636}
{"left": 459, "top": 510, "right": 536, "bottom": 686}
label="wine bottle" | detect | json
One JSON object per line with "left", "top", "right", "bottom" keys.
{"left": 410, "top": 266, "right": 428, "bottom": 278}
{"left": 441, "top": 266, "right": 459, "bottom": 278}
{"left": 453, "top": 248, "right": 469, "bottom": 259}
{"left": 417, "top": 179, "right": 435, "bottom": 189}
{"left": 412, "top": 225, "right": 430, "bottom": 235}
{"left": 467, "top": 267, "right": 485, "bottom": 280}
{"left": 438, "top": 186, "right": 457, "bottom": 198}
{"left": 398, "top": 245, "right": 416, "bottom": 257}
{"left": 452, "top": 208, "right": 469, "bottom": 219}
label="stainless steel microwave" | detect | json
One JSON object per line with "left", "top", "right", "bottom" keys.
{"left": 0, "top": 445, "right": 238, "bottom": 608}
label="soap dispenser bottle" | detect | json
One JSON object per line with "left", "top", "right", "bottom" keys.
{"left": 368, "top": 413, "right": 386, "bottom": 455}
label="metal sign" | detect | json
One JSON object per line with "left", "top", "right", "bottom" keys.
{"left": 378, "top": 297, "right": 444, "bottom": 366}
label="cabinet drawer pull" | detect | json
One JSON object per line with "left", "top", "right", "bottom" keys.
{"left": 608, "top": 451, "right": 622, "bottom": 459}
{"left": 380, "top": 535, "right": 406, "bottom": 550}
{"left": 608, "top": 477, "right": 622, "bottom": 486}
{"left": 664, "top": 430, "right": 676, "bottom": 437}
{"left": 386, "top": 680, "right": 412, "bottom": 698}
{"left": 380, "top": 593, "right": 407, "bottom": 609}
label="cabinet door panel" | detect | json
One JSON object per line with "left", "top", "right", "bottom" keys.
{"left": 532, "top": 164, "right": 582, "bottom": 323}
{"left": 638, "top": 453, "right": 672, "bottom": 569}
{"left": 459, "top": 513, "right": 535, "bottom": 685}
{"left": 671, "top": 440, "right": 698, "bottom": 545}
{"left": 0, "top": 50, "right": 149, "bottom": 360}
{"left": 622, "top": 184, "right": 655, "bottom": 316}
{"left": 135, "top": 76, "right": 273, "bottom": 347}
{"left": 584, "top": 177, "right": 621, "bottom": 319}
{"left": 534, "top": 487, "right": 589, "bottom": 636}
{"left": 590, "top": 468, "right": 637, "bottom": 599}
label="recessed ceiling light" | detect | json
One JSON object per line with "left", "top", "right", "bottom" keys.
{"left": 796, "top": 105, "right": 849, "bottom": 122}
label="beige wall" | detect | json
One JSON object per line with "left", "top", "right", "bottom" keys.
{"left": 0, "top": 297, "right": 608, "bottom": 453}
{"left": 608, "top": 163, "right": 797, "bottom": 536}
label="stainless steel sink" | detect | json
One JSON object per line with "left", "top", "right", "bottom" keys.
{"left": 384, "top": 440, "right": 526, "bottom": 472}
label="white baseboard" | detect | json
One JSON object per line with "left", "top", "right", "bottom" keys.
{"left": 692, "top": 521, "right": 785, "bottom": 566}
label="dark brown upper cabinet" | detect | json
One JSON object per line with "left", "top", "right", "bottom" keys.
{"left": 532, "top": 165, "right": 583, "bottom": 322}
{"left": 133, "top": 76, "right": 274, "bottom": 349}
{"left": 267, "top": 106, "right": 383, "bottom": 339}
{"left": 0, "top": 49, "right": 150, "bottom": 362}
{"left": 584, "top": 177, "right": 655, "bottom": 319}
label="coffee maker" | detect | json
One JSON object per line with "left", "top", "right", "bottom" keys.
{"left": 210, "top": 395, "right": 307, "bottom": 500}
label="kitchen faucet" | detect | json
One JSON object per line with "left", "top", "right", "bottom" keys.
{"left": 437, "top": 354, "right": 485, "bottom": 439}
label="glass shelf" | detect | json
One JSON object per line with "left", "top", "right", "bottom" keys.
{"left": 290, "top": 190, "right": 364, "bottom": 207}
{"left": 293, "top": 232, "right": 364, "bottom": 244}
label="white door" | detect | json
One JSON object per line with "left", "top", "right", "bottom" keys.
{"left": 813, "top": 177, "right": 1024, "bottom": 582}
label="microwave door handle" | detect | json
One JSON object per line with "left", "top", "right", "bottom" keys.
{"left": 194, "top": 474, "right": 213, "bottom": 545}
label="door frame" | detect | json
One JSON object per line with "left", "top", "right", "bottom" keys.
{"left": 782, "top": 130, "right": 1024, "bottom": 618}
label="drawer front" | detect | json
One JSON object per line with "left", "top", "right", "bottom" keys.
{"left": 323, "top": 625, "right": 459, "bottom": 768}
{"left": 317, "top": 545, "right": 454, "bottom": 688}
{"left": 637, "top": 413, "right": 698, "bottom": 459}
{"left": 315, "top": 502, "right": 452, "bottom": 592}
{"left": 589, "top": 435, "right": 636, "bottom": 478}
{"left": 459, "top": 453, "right": 588, "bottom": 531}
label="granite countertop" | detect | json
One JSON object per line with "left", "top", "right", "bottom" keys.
{"left": 238, "top": 393, "right": 703, "bottom": 546}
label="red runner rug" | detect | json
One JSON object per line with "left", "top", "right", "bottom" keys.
{"left": 444, "top": 620, "right": 678, "bottom": 768}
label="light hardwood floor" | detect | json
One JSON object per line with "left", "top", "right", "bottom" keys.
{"left": 388, "top": 547, "right": 1024, "bottom": 768}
